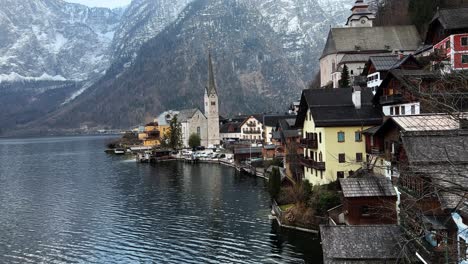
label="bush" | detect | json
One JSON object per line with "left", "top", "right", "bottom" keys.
{"left": 188, "top": 133, "right": 201, "bottom": 149}
{"left": 309, "top": 185, "right": 341, "bottom": 216}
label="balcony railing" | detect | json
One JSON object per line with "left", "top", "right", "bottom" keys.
{"left": 243, "top": 130, "right": 261, "bottom": 134}
{"left": 300, "top": 157, "right": 325, "bottom": 170}
{"left": 379, "top": 94, "right": 403, "bottom": 105}
{"left": 366, "top": 146, "right": 384, "bottom": 155}
{"left": 300, "top": 138, "right": 318, "bottom": 149}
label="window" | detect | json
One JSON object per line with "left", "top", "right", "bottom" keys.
{"left": 462, "top": 37, "right": 468, "bottom": 47}
{"left": 356, "top": 153, "right": 363, "bottom": 162}
{"left": 315, "top": 169, "right": 318, "bottom": 177}
{"left": 361, "top": 206, "right": 370, "bottom": 216}
{"left": 446, "top": 40, "right": 451, "bottom": 49}
{"left": 338, "top": 153, "right": 345, "bottom": 163}
{"left": 337, "top": 171, "right": 345, "bottom": 178}
{"left": 338, "top": 132, "right": 345, "bottom": 142}
{"left": 411, "top": 105, "right": 416, "bottom": 115}
{"left": 463, "top": 54, "right": 468, "bottom": 64}
{"left": 390, "top": 107, "right": 394, "bottom": 115}
{"left": 320, "top": 171, "right": 323, "bottom": 179}
{"left": 355, "top": 131, "right": 362, "bottom": 142}
{"left": 211, "top": 101, "right": 216, "bottom": 106}
{"left": 197, "top": 127, "right": 201, "bottom": 136}
{"left": 401, "top": 105, "right": 406, "bottom": 115}
{"left": 319, "top": 132, "right": 322, "bottom": 143}
{"left": 319, "top": 152, "right": 323, "bottom": 162}
{"left": 395, "top": 107, "right": 400, "bottom": 115}
{"left": 350, "top": 70, "right": 354, "bottom": 75}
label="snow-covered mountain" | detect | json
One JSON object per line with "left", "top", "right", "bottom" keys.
{"left": 110, "top": 0, "right": 194, "bottom": 68}
{"left": 0, "top": 0, "right": 354, "bottom": 133}
{"left": 0, "top": 0, "right": 123, "bottom": 82}
{"left": 251, "top": 0, "right": 351, "bottom": 80}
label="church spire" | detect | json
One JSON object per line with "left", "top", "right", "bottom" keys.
{"left": 207, "top": 52, "right": 218, "bottom": 96}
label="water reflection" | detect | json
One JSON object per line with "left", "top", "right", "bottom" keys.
{"left": 0, "top": 136, "right": 322, "bottom": 263}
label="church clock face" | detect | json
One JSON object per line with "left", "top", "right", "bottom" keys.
{"left": 361, "top": 19, "right": 366, "bottom": 24}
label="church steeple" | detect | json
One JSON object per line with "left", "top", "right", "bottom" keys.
{"left": 204, "top": 51, "right": 220, "bottom": 147}
{"left": 206, "top": 52, "right": 218, "bottom": 96}
{"left": 346, "top": 0, "right": 375, "bottom": 27}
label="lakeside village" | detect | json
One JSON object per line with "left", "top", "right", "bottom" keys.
{"left": 107, "top": 2, "right": 468, "bottom": 263}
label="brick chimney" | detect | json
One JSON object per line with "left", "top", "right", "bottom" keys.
{"left": 352, "top": 86, "right": 362, "bottom": 109}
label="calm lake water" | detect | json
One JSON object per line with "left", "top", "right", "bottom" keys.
{"left": 0, "top": 136, "right": 322, "bottom": 263}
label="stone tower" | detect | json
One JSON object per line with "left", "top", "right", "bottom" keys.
{"left": 346, "top": 0, "right": 375, "bottom": 27}
{"left": 204, "top": 53, "right": 220, "bottom": 147}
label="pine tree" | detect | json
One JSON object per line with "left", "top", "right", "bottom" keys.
{"left": 268, "top": 167, "right": 281, "bottom": 200}
{"left": 339, "top": 64, "right": 350, "bottom": 88}
{"left": 168, "top": 116, "right": 182, "bottom": 150}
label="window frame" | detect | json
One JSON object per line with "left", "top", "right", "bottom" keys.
{"left": 356, "top": 153, "right": 363, "bottom": 162}
{"left": 337, "top": 171, "right": 345, "bottom": 179}
{"left": 462, "top": 54, "right": 468, "bottom": 64}
{"left": 337, "top": 131, "right": 345, "bottom": 143}
{"left": 338, "top": 153, "right": 346, "bottom": 163}
{"left": 461, "top": 36, "right": 468, "bottom": 47}
{"left": 355, "top": 131, "right": 362, "bottom": 142}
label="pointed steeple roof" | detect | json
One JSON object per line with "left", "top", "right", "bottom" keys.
{"left": 206, "top": 52, "right": 218, "bottom": 96}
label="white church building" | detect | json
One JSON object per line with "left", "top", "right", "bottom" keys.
{"left": 157, "top": 54, "right": 221, "bottom": 148}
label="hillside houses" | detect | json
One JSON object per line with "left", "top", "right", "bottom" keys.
{"left": 320, "top": 0, "right": 422, "bottom": 88}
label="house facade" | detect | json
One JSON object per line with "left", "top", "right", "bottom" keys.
{"left": 433, "top": 33, "right": 468, "bottom": 71}
{"left": 296, "top": 87, "right": 382, "bottom": 185}
{"left": 319, "top": 0, "right": 421, "bottom": 88}
{"left": 240, "top": 116, "right": 264, "bottom": 142}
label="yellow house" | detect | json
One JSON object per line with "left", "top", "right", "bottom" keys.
{"left": 139, "top": 122, "right": 161, "bottom": 147}
{"left": 296, "top": 87, "right": 382, "bottom": 185}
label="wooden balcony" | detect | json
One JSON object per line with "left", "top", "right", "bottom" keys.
{"left": 379, "top": 94, "right": 403, "bottom": 105}
{"left": 300, "top": 157, "right": 325, "bottom": 170}
{"left": 366, "top": 146, "right": 383, "bottom": 155}
{"left": 300, "top": 138, "right": 318, "bottom": 149}
{"left": 243, "top": 129, "right": 261, "bottom": 134}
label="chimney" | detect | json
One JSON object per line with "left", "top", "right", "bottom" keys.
{"left": 399, "top": 50, "right": 404, "bottom": 60}
{"left": 461, "top": 118, "right": 468, "bottom": 130}
{"left": 352, "top": 86, "right": 362, "bottom": 109}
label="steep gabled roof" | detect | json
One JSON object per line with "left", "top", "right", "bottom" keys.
{"left": 296, "top": 88, "right": 382, "bottom": 128}
{"left": 431, "top": 8, "right": 468, "bottom": 31}
{"left": 321, "top": 25, "right": 421, "bottom": 58}
{"left": 263, "top": 114, "right": 295, "bottom": 127}
{"left": 320, "top": 225, "right": 403, "bottom": 264}
{"left": 368, "top": 55, "right": 400, "bottom": 71}
{"left": 340, "top": 177, "right": 397, "bottom": 198}
{"left": 402, "top": 130, "right": 468, "bottom": 164}
{"left": 177, "top": 108, "right": 204, "bottom": 122}
{"left": 220, "top": 122, "right": 241, "bottom": 133}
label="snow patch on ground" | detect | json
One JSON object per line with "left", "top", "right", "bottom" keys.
{"left": 61, "top": 81, "right": 93, "bottom": 105}
{"left": 0, "top": 72, "right": 67, "bottom": 83}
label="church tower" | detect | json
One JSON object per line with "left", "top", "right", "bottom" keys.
{"left": 204, "top": 53, "right": 220, "bottom": 147}
{"left": 346, "top": 0, "right": 375, "bottom": 27}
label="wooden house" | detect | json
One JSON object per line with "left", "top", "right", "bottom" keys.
{"left": 335, "top": 176, "right": 398, "bottom": 226}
